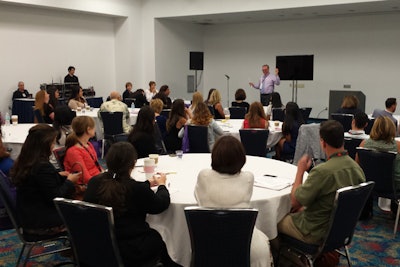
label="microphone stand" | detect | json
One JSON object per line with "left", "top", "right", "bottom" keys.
{"left": 225, "top": 75, "right": 230, "bottom": 107}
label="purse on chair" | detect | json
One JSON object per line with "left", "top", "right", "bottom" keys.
{"left": 70, "top": 162, "right": 86, "bottom": 200}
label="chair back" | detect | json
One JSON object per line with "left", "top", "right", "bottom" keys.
{"left": 160, "top": 109, "right": 171, "bottom": 118}
{"left": 356, "top": 147, "right": 397, "bottom": 198}
{"left": 300, "top": 107, "right": 312, "bottom": 122}
{"left": 154, "top": 123, "right": 167, "bottom": 155}
{"left": 344, "top": 138, "right": 362, "bottom": 160}
{"left": 53, "top": 146, "right": 67, "bottom": 171}
{"left": 0, "top": 171, "right": 16, "bottom": 230}
{"left": 54, "top": 198, "right": 124, "bottom": 267}
{"left": 184, "top": 207, "right": 258, "bottom": 267}
{"left": 322, "top": 181, "right": 375, "bottom": 252}
{"left": 33, "top": 109, "right": 45, "bottom": 123}
{"left": 229, "top": 107, "right": 246, "bottom": 119}
{"left": 187, "top": 125, "right": 210, "bottom": 153}
{"left": 331, "top": 113, "right": 354, "bottom": 132}
{"left": 364, "top": 118, "right": 375, "bottom": 135}
{"left": 100, "top": 112, "right": 124, "bottom": 136}
{"left": 272, "top": 108, "right": 285, "bottom": 122}
{"left": 239, "top": 129, "right": 269, "bottom": 157}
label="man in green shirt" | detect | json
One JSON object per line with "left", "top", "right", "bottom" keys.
{"left": 278, "top": 120, "right": 365, "bottom": 244}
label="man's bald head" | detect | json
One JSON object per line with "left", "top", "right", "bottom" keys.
{"left": 110, "top": 91, "right": 121, "bottom": 100}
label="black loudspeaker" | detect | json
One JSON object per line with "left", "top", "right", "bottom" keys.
{"left": 190, "top": 52, "right": 204, "bottom": 70}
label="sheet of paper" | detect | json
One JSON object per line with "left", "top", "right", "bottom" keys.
{"left": 254, "top": 176, "right": 293, "bottom": 191}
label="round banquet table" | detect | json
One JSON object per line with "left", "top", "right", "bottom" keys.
{"left": 132, "top": 153, "right": 307, "bottom": 266}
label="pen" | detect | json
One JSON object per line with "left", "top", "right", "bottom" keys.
{"left": 264, "top": 174, "right": 277, "bottom": 177}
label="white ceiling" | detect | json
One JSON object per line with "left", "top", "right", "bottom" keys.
{"left": 161, "top": 1, "right": 400, "bottom": 25}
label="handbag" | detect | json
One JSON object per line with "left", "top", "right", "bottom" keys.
{"left": 70, "top": 161, "right": 86, "bottom": 200}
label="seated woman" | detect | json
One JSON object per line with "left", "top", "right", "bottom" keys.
{"left": 265, "top": 92, "right": 284, "bottom": 120}
{"left": 47, "top": 86, "right": 60, "bottom": 109}
{"left": 150, "top": 98, "right": 168, "bottom": 139}
{"left": 357, "top": 116, "right": 400, "bottom": 189}
{"left": 242, "top": 101, "right": 269, "bottom": 129}
{"left": 204, "top": 88, "right": 216, "bottom": 105}
{"left": 10, "top": 124, "right": 80, "bottom": 240}
{"left": 180, "top": 102, "right": 224, "bottom": 150}
{"left": 231, "top": 88, "right": 250, "bottom": 111}
{"left": 164, "top": 99, "right": 190, "bottom": 153}
{"left": 275, "top": 102, "right": 304, "bottom": 160}
{"left": 208, "top": 89, "right": 225, "bottom": 119}
{"left": 335, "top": 95, "right": 362, "bottom": 115}
{"left": 189, "top": 91, "right": 203, "bottom": 114}
{"left": 68, "top": 86, "right": 87, "bottom": 110}
{"left": 84, "top": 142, "right": 181, "bottom": 267}
{"left": 64, "top": 116, "right": 102, "bottom": 184}
{"left": 34, "top": 90, "right": 54, "bottom": 123}
{"left": 128, "top": 106, "right": 158, "bottom": 159}
{"left": 195, "top": 135, "right": 272, "bottom": 267}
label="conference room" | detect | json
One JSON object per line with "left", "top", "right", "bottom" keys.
{"left": 1, "top": 1, "right": 400, "bottom": 266}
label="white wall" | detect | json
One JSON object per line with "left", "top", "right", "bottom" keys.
{"left": 154, "top": 19, "right": 204, "bottom": 100}
{"left": 0, "top": 4, "right": 116, "bottom": 116}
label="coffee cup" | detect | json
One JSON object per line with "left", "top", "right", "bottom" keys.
{"left": 149, "top": 154, "right": 159, "bottom": 165}
{"left": 86, "top": 105, "right": 90, "bottom": 110}
{"left": 274, "top": 121, "right": 280, "bottom": 127}
{"left": 224, "top": 114, "right": 230, "bottom": 120}
{"left": 11, "top": 115, "right": 18, "bottom": 125}
{"left": 144, "top": 158, "right": 156, "bottom": 178}
{"left": 76, "top": 107, "right": 82, "bottom": 112}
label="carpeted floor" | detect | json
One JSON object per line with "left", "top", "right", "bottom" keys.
{"left": 1, "top": 202, "right": 399, "bottom": 267}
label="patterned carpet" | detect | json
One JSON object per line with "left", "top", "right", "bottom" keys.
{"left": 0, "top": 202, "right": 399, "bottom": 266}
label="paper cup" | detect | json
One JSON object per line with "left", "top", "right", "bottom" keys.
{"left": 11, "top": 115, "right": 18, "bottom": 125}
{"left": 149, "top": 154, "right": 159, "bottom": 164}
{"left": 144, "top": 158, "right": 155, "bottom": 178}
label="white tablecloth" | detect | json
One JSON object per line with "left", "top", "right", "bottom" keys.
{"left": 76, "top": 108, "right": 138, "bottom": 139}
{"left": 133, "top": 153, "right": 306, "bottom": 266}
{"left": 216, "top": 119, "right": 283, "bottom": 148}
{"left": 2, "top": 123, "right": 37, "bottom": 159}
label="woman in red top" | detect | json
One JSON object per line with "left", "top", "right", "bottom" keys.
{"left": 64, "top": 116, "right": 102, "bottom": 184}
{"left": 242, "top": 101, "right": 269, "bottom": 129}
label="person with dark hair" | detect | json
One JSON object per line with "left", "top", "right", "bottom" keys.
{"left": 10, "top": 124, "right": 80, "bottom": 239}
{"left": 131, "top": 88, "right": 149, "bottom": 108}
{"left": 275, "top": 102, "right": 304, "bottom": 160}
{"left": 34, "top": 89, "right": 54, "bottom": 123}
{"left": 276, "top": 120, "right": 365, "bottom": 248}
{"left": 372, "top": 97, "right": 398, "bottom": 132}
{"left": 64, "top": 116, "right": 102, "bottom": 184}
{"left": 122, "top": 82, "right": 134, "bottom": 100}
{"left": 153, "top": 85, "right": 172, "bottom": 109}
{"left": 231, "top": 88, "right": 250, "bottom": 111}
{"left": 265, "top": 92, "right": 284, "bottom": 120}
{"left": 346, "top": 112, "right": 369, "bottom": 138}
{"left": 64, "top": 66, "right": 79, "bottom": 86}
{"left": 84, "top": 142, "right": 181, "bottom": 267}
{"left": 145, "top": 81, "right": 157, "bottom": 103}
{"left": 249, "top": 64, "right": 280, "bottom": 106}
{"left": 195, "top": 135, "right": 272, "bottom": 267}
{"left": 53, "top": 105, "right": 76, "bottom": 145}
{"left": 335, "top": 95, "right": 362, "bottom": 115}
{"left": 242, "top": 101, "right": 269, "bottom": 129}
{"left": 68, "top": 86, "right": 87, "bottom": 110}
{"left": 12, "top": 81, "right": 30, "bottom": 100}
{"left": 47, "top": 86, "right": 60, "bottom": 110}
{"left": 164, "top": 99, "right": 190, "bottom": 153}
{"left": 128, "top": 106, "right": 158, "bottom": 159}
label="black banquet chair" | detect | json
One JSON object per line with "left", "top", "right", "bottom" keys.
{"left": 187, "top": 125, "right": 210, "bottom": 153}
{"left": 239, "top": 129, "right": 269, "bottom": 157}
{"left": 229, "top": 107, "right": 246, "bottom": 119}
{"left": 272, "top": 108, "right": 285, "bottom": 122}
{"left": 184, "top": 206, "right": 258, "bottom": 267}
{"left": 53, "top": 198, "right": 124, "bottom": 267}
{"left": 356, "top": 147, "right": 399, "bottom": 237}
{"left": 0, "top": 172, "right": 71, "bottom": 267}
{"left": 331, "top": 113, "right": 354, "bottom": 132}
{"left": 279, "top": 181, "right": 375, "bottom": 267}
{"left": 300, "top": 107, "right": 312, "bottom": 123}
{"left": 344, "top": 137, "right": 362, "bottom": 160}
{"left": 99, "top": 111, "right": 128, "bottom": 158}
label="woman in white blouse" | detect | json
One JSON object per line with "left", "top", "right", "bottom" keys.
{"left": 195, "top": 135, "right": 272, "bottom": 267}
{"left": 145, "top": 81, "right": 158, "bottom": 103}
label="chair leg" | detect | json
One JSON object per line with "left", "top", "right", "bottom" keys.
{"left": 16, "top": 243, "right": 26, "bottom": 267}
{"left": 344, "top": 246, "right": 352, "bottom": 267}
{"left": 101, "top": 138, "right": 105, "bottom": 158}
{"left": 23, "top": 244, "right": 36, "bottom": 267}
{"left": 393, "top": 202, "right": 400, "bottom": 238}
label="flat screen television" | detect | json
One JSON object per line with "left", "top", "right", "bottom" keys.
{"left": 276, "top": 55, "right": 314, "bottom": 81}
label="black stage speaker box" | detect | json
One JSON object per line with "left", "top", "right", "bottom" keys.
{"left": 190, "top": 52, "right": 204, "bottom": 70}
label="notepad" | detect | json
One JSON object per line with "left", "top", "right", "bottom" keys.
{"left": 254, "top": 176, "right": 293, "bottom": 191}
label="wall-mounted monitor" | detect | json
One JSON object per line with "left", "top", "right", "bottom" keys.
{"left": 276, "top": 55, "right": 314, "bottom": 81}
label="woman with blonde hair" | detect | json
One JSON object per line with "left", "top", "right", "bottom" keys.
{"left": 336, "top": 95, "right": 361, "bottom": 115}
{"left": 150, "top": 98, "right": 167, "bottom": 138}
{"left": 64, "top": 116, "right": 102, "bottom": 184}
{"left": 181, "top": 102, "right": 224, "bottom": 150}
{"left": 242, "top": 102, "right": 269, "bottom": 129}
{"left": 34, "top": 90, "right": 54, "bottom": 123}
{"left": 208, "top": 89, "right": 225, "bottom": 119}
{"left": 189, "top": 91, "right": 203, "bottom": 113}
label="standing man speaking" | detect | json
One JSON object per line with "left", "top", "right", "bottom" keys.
{"left": 249, "top": 64, "right": 280, "bottom": 106}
